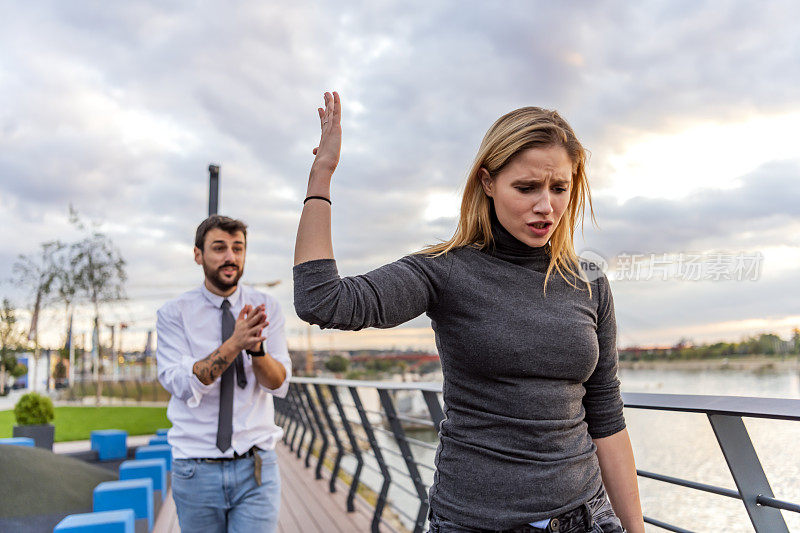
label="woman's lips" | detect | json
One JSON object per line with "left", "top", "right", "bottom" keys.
{"left": 527, "top": 222, "right": 551, "bottom": 236}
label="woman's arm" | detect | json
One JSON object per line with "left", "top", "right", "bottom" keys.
{"left": 292, "top": 91, "right": 451, "bottom": 331}
{"left": 294, "top": 91, "right": 340, "bottom": 265}
{"left": 594, "top": 429, "right": 645, "bottom": 533}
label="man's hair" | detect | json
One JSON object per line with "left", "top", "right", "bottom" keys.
{"left": 194, "top": 215, "right": 248, "bottom": 250}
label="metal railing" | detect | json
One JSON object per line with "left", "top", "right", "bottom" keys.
{"left": 274, "top": 377, "right": 800, "bottom": 533}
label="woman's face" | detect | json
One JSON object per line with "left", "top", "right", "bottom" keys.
{"left": 480, "top": 145, "right": 573, "bottom": 248}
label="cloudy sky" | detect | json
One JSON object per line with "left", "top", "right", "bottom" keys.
{"left": 2, "top": 1, "right": 799, "bottom": 352}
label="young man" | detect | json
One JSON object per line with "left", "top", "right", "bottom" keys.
{"left": 156, "top": 215, "right": 291, "bottom": 532}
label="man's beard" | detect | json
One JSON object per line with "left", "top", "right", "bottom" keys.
{"left": 203, "top": 262, "right": 244, "bottom": 292}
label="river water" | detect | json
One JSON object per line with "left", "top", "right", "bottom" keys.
{"left": 333, "top": 368, "right": 800, "bottom": 532}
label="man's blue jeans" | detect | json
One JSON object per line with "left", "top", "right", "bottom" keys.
{"left": 171, "top": 448, "right": 281, "bottom": 533}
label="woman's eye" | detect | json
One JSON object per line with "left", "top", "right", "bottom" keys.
{"left": 554, "top": 187, "right": 568, "bottom": 193}
{"left": 516, "top": 186, "right": 533, "bottom": 193}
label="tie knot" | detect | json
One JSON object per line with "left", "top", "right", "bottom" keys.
{"left": 221, "top": 299, "right": 231, "bottom": 310}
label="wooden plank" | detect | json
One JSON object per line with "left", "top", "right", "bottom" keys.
{"left": 278, "top": 451, "right": 321, "bottom": 531}
{"left": 277, "top": 444, "right": 373, "bottom": 531}
{"left": 278, "top": 469, "right": 304, "bottom": 533}
{"left": 153, "top": 488, "right": 180, "bottom": 533}
{"left": 279, "top": 446, "right": 344, "bottom": 531}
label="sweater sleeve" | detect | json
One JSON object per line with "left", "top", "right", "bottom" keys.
{"left": 293, "top": 254, "right": 451, "bottom": 330}
{"left": 582, "top": 273, "right": 626, "bottom": 438}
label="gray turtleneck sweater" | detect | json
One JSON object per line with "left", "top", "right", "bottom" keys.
{"left": 292, "top": 217, "right": 625, "bottom": 529}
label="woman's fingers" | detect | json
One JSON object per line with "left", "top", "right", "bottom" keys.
{"left": 311, "top": 91, "right": 341, "bottom": 174}
{"left": 332, "top": 91, "right": 340, "bottom": 121}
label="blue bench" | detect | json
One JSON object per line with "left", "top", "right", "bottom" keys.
{"left": 155, "top": 428, "right": 169, "bottom": 437}
{"left": 135, "top": 444, "right": 172, "bottom": 471}
{"left": 90, "top": 429, "right": 128, "bottom": 461}
{"left": 119, "top": 458, "right": 167, "bottom": 500}
{"left": 54, "top": 509, "right": 135, "bottom": 533}
{"left": 94, "top": 478, "right": 153, "bottom": 531}
{"left": 0, "top": 437, "right": 35, "bottom": 447}
{"left": 148, "top": 436, "right": 169, "bottom": 446}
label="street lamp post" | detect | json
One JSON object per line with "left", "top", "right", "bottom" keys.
{"left": 208, "top": 164, "right": 220, "bottom": 216}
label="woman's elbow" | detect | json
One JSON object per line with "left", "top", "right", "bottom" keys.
{"left": 293, "top": 299, "right": 329, "bottom": 327}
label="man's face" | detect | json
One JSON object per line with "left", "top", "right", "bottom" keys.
{"left": 194, "top": 228, "right": 246, "bottom": 293}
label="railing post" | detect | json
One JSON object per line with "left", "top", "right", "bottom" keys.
{"left": 281, "top": 384, "right": 294, "bottom": 446}
{"left": 295, "top": 384, "right": 317, "bottom": 467}
{"left": 422, "top": 389, "right": 445, "bottom": 431}
{"left": 303, "top": 384, "right": 329, "bottom": 480}
{"left": 707, "top": 414, "right": 789, "bottom": 533}
{"left": 290, "top": 385, "right": 310, "bottom": 459}
{"left": 273, "top": 396, "right": 284, "bottom": 425}
{"left": 329, "top": 385, "right": 363, "bottom": 513}
{"left": 378, "top": 389, "right": 428, "bottom": 533}
{"left": 350, "top": 386, "right": 391, "bottom": 533}
{"left": 289, "top": 384, "right": 305, "bottom": 452}
{"left": 316, "top": 384, "right": 345, "bottom": 494}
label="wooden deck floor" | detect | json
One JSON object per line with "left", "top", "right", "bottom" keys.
{"left": 152, "top": 443, "right": 377, "bottom": 532}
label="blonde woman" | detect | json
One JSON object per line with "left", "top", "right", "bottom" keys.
{"left": 293, "top": 92, "right": 645, "bottom": 533}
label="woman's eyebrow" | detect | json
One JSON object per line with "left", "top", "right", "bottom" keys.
{"left": 510, "top": 177, "right": 571, "bottom": 186}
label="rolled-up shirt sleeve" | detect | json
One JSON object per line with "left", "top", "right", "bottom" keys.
{"left": 156, "top": 304, "right": 215, "bottom": 408}
{"left": 260, "top": 298, "right": 292, "bottom": 398}
{"left": 582, "top": 273, "right": 626, "bottom": 439}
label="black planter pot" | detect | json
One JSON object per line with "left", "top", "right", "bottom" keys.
{"left": 13, "top": 424, "right": 55, "bottom": 450}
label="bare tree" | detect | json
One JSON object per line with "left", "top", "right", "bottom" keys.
{"left": 0, "top": 298, "right": 26, "bottom": 395}
{"left": 12, "top": 241, "right": 62, "bottom": 391}
{"left": 70, "top": 209, "right": 127, "bottom": 399}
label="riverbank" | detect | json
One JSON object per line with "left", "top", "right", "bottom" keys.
{"left": 619, "top": 355, "right": 800, "bottom": 372}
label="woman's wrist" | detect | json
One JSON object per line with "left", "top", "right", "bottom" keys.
{"left": 307, "top": 170, "right": 332, "bottom": 198}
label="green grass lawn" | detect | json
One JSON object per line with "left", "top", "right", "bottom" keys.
{"left": 0, "top": 406, "right": 169, "bottom": 442}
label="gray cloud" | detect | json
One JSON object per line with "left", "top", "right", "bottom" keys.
{"left": 579, "top": 160, "right": 800, "bottom": 255}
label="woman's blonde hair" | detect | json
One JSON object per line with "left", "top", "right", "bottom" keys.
{"left": 420, "top": 106, "right": 596, "bottom": 297}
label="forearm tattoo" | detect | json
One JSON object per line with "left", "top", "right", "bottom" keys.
{"left": 193, "top": 348, "right": 233, "bottom": 385}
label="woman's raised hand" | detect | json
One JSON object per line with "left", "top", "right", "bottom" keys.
{"left": 311, "top": 91, "right": 341, "bottom": 179}
{"left": 296, "top": 92, "right": 338, "bottom": 263}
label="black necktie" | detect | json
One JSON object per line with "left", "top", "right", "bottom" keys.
{"left": 216, "top": 299, "right": 247, "bottom": 452}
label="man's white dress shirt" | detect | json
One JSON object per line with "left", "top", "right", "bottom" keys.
{"left": 156, "top": 283, "right": 292, "bottom": 459}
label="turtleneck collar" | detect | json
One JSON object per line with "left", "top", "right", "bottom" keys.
{"left": 486, "top": 204, "right": 551, "bottom": 273}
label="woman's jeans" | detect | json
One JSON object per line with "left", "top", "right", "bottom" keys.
{"left": 428, "top": 485, "right": 625, "bottom": 533}
{"left": 171, "top": 447, "right": 281, "bottom": 533}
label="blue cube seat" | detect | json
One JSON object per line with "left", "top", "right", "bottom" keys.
{"left": 54, "top": 509, "right": 135, "bottom": 533}
{"left": 135, "top": 444, "right": 172, "bottom": 471}
{"left": 148, "top": 436, "right": 169, "bottom": 446}
{"left": 155, "top": 428, "right": 169, "bottom": 437}
{"left": 94, "top": 478, "right": 154, "bottom": 530}
{"left": 119, "top": 458, "right": 167, "bottom": 500}
{"left": 0, "top": 437, "right": 35, "bottom": 447}
{"left": 90, "top": 429, "right": 128, "bottom": 461}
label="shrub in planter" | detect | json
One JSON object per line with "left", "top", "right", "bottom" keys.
{"left": 12, "top": 392, "right": 56, "bottom": 450}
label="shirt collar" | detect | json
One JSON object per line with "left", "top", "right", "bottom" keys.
{"left": 200, "top": 282, "right": 242, "bottom": 309}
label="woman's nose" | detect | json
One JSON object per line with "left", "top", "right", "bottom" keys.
{"left": 533, "top": 192, "right": 554, "bottom": 215}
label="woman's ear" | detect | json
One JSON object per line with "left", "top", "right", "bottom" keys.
{"left": 478, "top": 168, "right": 493, "bottom": 197}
